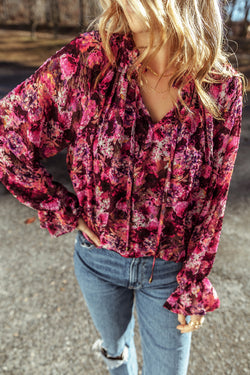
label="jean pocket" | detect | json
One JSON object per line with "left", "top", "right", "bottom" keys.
{"left": 77, "top": 230, "right": 97, "bottom": 250}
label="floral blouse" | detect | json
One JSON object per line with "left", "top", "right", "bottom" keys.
{"left": 0, "top": 31, "right": 243, "bottom": 316}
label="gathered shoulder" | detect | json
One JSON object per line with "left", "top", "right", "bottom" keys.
{"left": 70, "top": 30, "right": 103, "bottom": 55}
{"left": 24, "top": 30, "right": 109, "bottom": 92}
{"left": 50, "top": 30, "right": 105, "bottom": 67}
{"left": 207, "top": 65, "right": 243, "bottom": 116}
{"left": 68, "top": 30, "right": 126, "bottom": 62}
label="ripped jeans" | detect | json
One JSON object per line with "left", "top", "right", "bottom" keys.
{"left": 74, "top": 231, "right": 192, "bottom": 375}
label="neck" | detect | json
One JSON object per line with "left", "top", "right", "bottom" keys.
{"left": 132, "top": 31, "right": 171, "bottom": 77}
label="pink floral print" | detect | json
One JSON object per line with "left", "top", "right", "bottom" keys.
{"left": 0, "top": 31, "right": 243, "bottom": 316}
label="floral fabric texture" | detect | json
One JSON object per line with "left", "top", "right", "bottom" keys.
{"left": 0, "top": 31, "right": 243, "bottom": 316}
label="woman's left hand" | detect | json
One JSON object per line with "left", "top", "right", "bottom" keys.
{"left": 177, "top": 314, "right": 205, "bottom": 333}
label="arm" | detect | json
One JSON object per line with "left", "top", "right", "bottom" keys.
{"left": 0, "top": 37, "right": 88, "bottom": 236}
{"left": 164, "top": 74, "right": 243, "bottom": 315}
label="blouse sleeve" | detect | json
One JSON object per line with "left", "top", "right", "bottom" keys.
{"left": 0, "top": 37, "right": 89, "bottom": 236}
{"left": 164, "top": 74, "right": 243, "bottom": 315}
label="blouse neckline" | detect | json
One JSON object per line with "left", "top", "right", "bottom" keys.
{"left": 116, "top": 32, "right": 194, "bottom": 124}
{"left": 136, "top": 84, "right": 181, "bottom": 126}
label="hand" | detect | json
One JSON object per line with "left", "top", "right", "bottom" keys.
{"left": 77, "top": 217, "right": 101, "bottom": 247}
{"left": 177, "top": 314, "right": 205, "bottom": 334}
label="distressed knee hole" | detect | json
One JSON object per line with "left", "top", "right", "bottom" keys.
{"left": 92, "top": 339, "right": 129, "bottom": 370}
{"left": 100, "top": 346, "right": 129, "bottom": 370}
{"left": 101, "top": 347, "right": 124, "bottom": 360}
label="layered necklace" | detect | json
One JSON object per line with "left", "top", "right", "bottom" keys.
{"left": 145, "top": 65, "right": 169, "bottom": 78}
{"left": 141, "top": 66, "right": 170, "bottom": 94}
{"left": 136, "top": 46, "right": 171, "bottom": 94}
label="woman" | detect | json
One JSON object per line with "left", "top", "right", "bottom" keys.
{"left": 0, "top": 0, "right": 244, "bottom": 374}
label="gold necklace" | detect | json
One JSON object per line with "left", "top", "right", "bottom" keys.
{"left": 135, "top": 46, "right": 169, "bottom": 77}
{"left": 141, "top": 84, "right": 170, "bottom": 95}
{"left": 140, "top": 78, "right": 170, "bottom": 94}
{"left": 145, "top": 65, "right": 169, "bottom": 78}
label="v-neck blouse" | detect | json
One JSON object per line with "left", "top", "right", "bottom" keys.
{"left": 0, "top": 31, "right": 243, "bottom": 316}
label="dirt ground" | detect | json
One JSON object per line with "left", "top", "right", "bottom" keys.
{"left": 0, "top": 29, "right": 73, "bottom": 68}
{"left": 0, "top": 29, "right": 249, "bottom": 375}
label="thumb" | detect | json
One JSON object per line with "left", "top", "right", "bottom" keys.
{"left": 178, "top": 314, "right": 186, "bottom": 325}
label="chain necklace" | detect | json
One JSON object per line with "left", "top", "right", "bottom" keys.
{"left": 140, "top": 81, "right": 170, "bottom": 94}
{"left": 140, "top": 72, "right": 170, "bottom": 94}
{"left": 145, "top": 65, "right": 169, "bottom": 78}
{"left": 134, "top": 47, "right": 170, "bottom": 93}
{"left": 136, "top": 44, "right": 169, "bottom": 78}
{"left": 137, "top": 64, "right": 170, "bottom": 94}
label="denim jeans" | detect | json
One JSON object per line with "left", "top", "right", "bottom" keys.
{"left": 74, "top": 231, "right": 192, "bottom": 375}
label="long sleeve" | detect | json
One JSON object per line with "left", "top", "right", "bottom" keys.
{"left": 164, "top": 74, "right": 243, "bottom": 315}
{"left": 0, "top": 38, "right": 86, "bottom": 236}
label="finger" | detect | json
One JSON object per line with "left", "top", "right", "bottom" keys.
{"left": 199, "top": 316, "right": 205, "bottom": 325}
{"left": 91, "top": 233, "right": 102, "bottom": 247}
{"left": 177, "top": 314, "right": 186, "bottom": 325}
{"left": 77, "top": 218, "right": 89, "bottom": 232}
{"left": 77, "top": 218, "right": 101, "bottom": 247}
{"left": 177, "top": 324, "right": 197, "bottom": 333}
{"left": 84, "top": 228, "right": 101, "bottom": 247}
{"left": 177, "top": 315, "right": 205, "bottom": 333}
{"left": 189, "top": 315, "right": 205, "bottom": 327}
{"left": 177, "top": 320, "right": 201, "bottom": 333}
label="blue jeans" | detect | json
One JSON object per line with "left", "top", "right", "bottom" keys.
{"left": 74, "top": 231, "right": 192, "bottom": 375}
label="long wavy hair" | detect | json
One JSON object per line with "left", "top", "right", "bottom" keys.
{"left": 89, "top": 0, "right": 245, "bottom": 119}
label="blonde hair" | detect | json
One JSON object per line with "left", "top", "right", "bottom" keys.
{"left": 89, "top": 0, "right": 245, "bottom": 119}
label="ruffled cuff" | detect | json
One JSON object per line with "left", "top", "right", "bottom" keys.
{"left": 38, "top": 195, "right": 83, "bottom": 237}
{"left": 164, "top": 277, "right": 220, "bottom": 316}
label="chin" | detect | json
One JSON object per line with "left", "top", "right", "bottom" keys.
{"left": 130, "top": 27, "right": 147, "bottom": 34}
{"left": 127, "top": 20, "right": 149, "bottom": 34}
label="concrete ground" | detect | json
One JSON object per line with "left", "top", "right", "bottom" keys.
{"left": 0, "top": 65, "right": 249, "bottom": 375}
